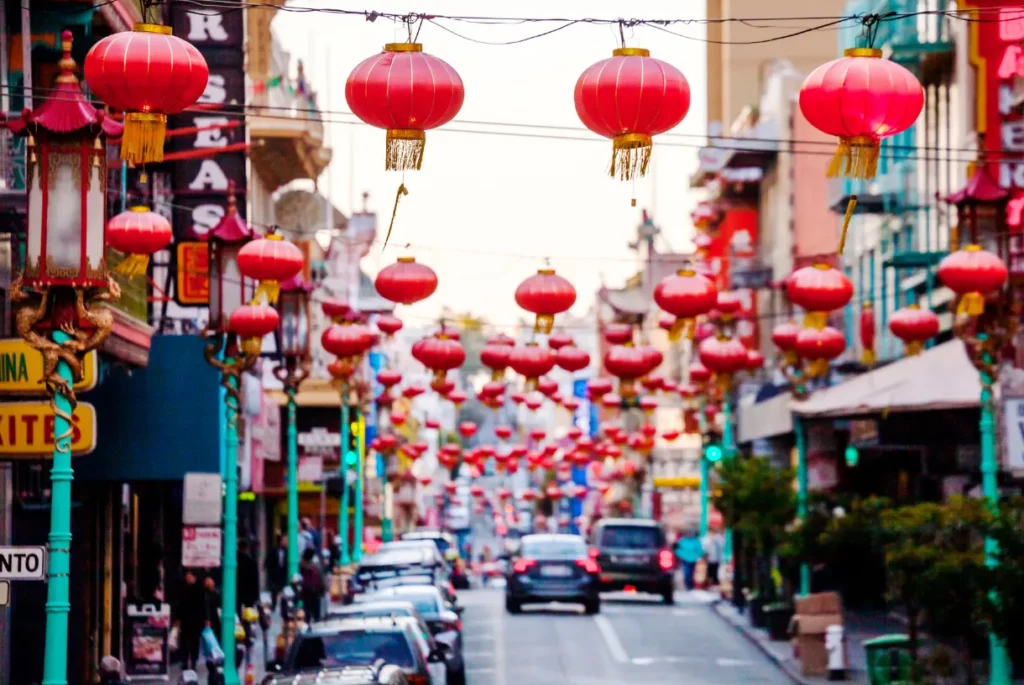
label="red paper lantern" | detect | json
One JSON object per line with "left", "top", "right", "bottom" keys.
{"left": 548, "top": 332, "right": 574, "bottom": 350}
{"left": 495, "top": 425, "right": 513, "bottom": 441}
{"left": 715, "top": 291, "right": 743, "bottom": 315}
{"left": 604, "top": 345, "right": 653, "bottom": 397}
{"left": 860, "top": 302, "right": 876, "bottom": 365}
{"left": 459, "top": 422, "right": 478, "bottom": 439}
{"left": 376, "top": 370, "right": 402, "bottom": 388}
{"left": 601, "top": 393, "right": 622, "bottom": 409}
{"left": 795, "top": 326, "right": 846, "bottom": 377}
{"left": 688, "top": 362, "right": 711, "bottom": 385}
{"left": 889, "top": 305, "right": 939, "bottom": 356}
{"left": 654, "top": 269, "right": 717, "bottom": 340}
{"left": 375, "top": 257, "right": 438, "bottom": 305}
{"left": 746, "top": 349, "right": 765, "bottom": 371}
{"left": 525, "top": 395, "right": 543, "bottom": 411}
{"left": 425, "top": 418, "right": 441, "bottom": 430}
{"left": 515, "top": 269, "right": 576, "bottom": 334}
{"left": 508, "top": 343, "right": 556, "bottom": 388}
{"left": 799, "top": 48, "right": 923, "bottom": 180}
{"left": 546, "top": 484, "right": 564, "bottom": 501}
{"left": 84, "top": 23, "right": 208, "bottom": 164}
{"left": 698, "top": 336, "right": 749, "bottom": 378}
{"left": 537, "top": 377, "right": 559, "bottom": 397}
{"left": 321, "top": 324, "right": 374, "bottom": 359}
{"left": 447, "top": 389, "right": 467, "bottom": 407}
{"left": 345, "top": 43, "right": 464, "bottom": 170}
{"left": 321, "top": 298, "right": 350, "bottom": 322}
{"left": 481, "top": 381, "right": 505, "bottom": 399}
{"left": 575, "top": 47, "right": 690, "bottom": 180}
{"left": 376, "top": 314, "right": 403, "bottom": 337}
{"left": 563, "top": 397, "right": 580, "bottom": 411}
{"left": 390, "top": 411, "right": 407, "bottom": 426}
{"left": 237, "top": 233, "right": 304, "bottom": 304}
{"left": 786, "top": 264, "right": 854, "bottom": 327}
{"left": 937, "top": 245, "right": 1008, "bottom": 316}
{"left": 588, "top": 378, "right": 613, "bottom": 398}
{"left": 604, "top": 323, "right": 633, "bottom": 345}
{"left": 771, "top": 321, "right": 801, "bottom": 364}
{"left": 401, "top": 386, "right": 425, "bottom": 400}
{"left": 412, "top": 334, "right": 466, "bottom": 386}
{"left": 662, "top": 430, "right": 680, "bottom": 442}
{"left": 555, "top": 346, "right": 590, "bottom": 373}
{"left": 480, "top": 339, "right": 514, "bottom": 382}
{"left": 229, "top": 305, "right": 279, "bottom": 354}
{"left": 106, "top": 206, "right": 172, "bottom": 276}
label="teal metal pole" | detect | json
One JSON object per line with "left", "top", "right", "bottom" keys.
{"left": 286, "top": 387, "right": 300, "bottom": 579}
{"left": 339, "top": 401, "right": 351, "bottom": 566}
{"left": 352, "top": 410, "right": 365, "bottom": 563}
{"left": 722, "top": 394, "right": 734, "bottom": 564}
{"left": 981, "top": 371, "right": 1012, "bottom": 685}
{"left": 794, "top": 415, "right": 810, "bottom": 596}
{"left": 41, "top": 330, "right": 74, "bottom": 685}
{"left": 221, "top": 374, "right": 240, "bottom": 685}
{"left": 699, "top": 457, "right": 709, "bottom": 537}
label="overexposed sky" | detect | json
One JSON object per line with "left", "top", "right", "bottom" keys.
{"left": 274, "top": 2, "right": 708, "bottom": 330}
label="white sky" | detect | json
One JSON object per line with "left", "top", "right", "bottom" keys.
{"left": 273, "top": 1, "right": 708, "bottom": 330}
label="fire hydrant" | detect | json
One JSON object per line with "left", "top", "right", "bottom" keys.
{"left": 825, "top": 624, "right": 846, "bottom": 681}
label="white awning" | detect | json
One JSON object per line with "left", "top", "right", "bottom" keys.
{"left": 790, "top": 340, "right": 981, "bottom": 418}
{"left": 737, "top": 392, "right": 794, "bottom": 443}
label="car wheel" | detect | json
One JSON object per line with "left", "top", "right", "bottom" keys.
{"left": 662, "top": 588, "right": 674, "bottom": 605}
{"left": 584, "top": 598, "right": 601, "bottom": 615}
{"left": 505, "top": 597, "right": 521, "bottom": 614}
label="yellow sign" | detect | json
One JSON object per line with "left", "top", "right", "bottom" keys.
{"left": 652, "top": 476, "right": 702, "bottom": 489}
{"left": 0, "top": 401, "right": 97, "bottom": 458}
{"left": 0, "top": 339, "right": 98, "bottom": 394}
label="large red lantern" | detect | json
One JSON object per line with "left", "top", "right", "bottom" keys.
{"left": 937, "top": 245, "right": 1008, "bottom": 316}
{"left": 237, "top": 233, "right": 304, "bottom": 304}
{"left": 508, "top": 343, "right": 556, "bottom": 389}
{"left": 321, "top": 323, "right": 375, "bottom": 361}
{"left": 575, "top": 48, "right": 690, "bottom": 180}
{"left": 654, "top": 269, "right": 717, "bottom": 340}
{"left": 795, "top": 326, "right": 846, "bottom": 377}
{"left": 84, "top": 24, "right": 208, "bottom": 164}
{"left": 604, "top": 323, "right": 633, "bottom": 345}
{"left": 412, "top": 334, "right": 466, "bottom": 386}
{"left": 698, "top": 336, "right": 749, "bottom": 390}
{"left": 799, "top": 48, "right": 923, "bottom": 180}
{"left": 480, "top": 338, "right": 514, "bottom": 382}
{"left": 345, "top": 43, "right": 464, "bottom": 171}
{"left": 771, "top": 322, "right": 801, "bottom": 365}
{"left": 889, "top": 305, "right": 939, "bottom": 356}
{"left": 786, "top": 264, "right": 853, "bottom": 328}
{"left": 515, "top": 269, "right": 576, "bottom": 334}
{"left": 375, "top": 257, "right": 438, "bottom": 305}
{"left": 321, "top": 298, "right": 350, "bottom": 323}
{"left": 555, "top": 345, "right": 590, "bottom": 373}
{"left": 604, "top": 345, "right": 653, "bottom": 397}
{"left": 229, "top": 305, "right": 279, "bottom": 355}
{"left": 106, "top": 206, "right": 172, "bottom": 277}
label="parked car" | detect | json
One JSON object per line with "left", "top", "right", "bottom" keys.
{"left": 505, "top": 533, "right": 600, "bottom": 614}
{"left": 355, "top": 586, "right": 465, "bottom": 685}
{"left": 589, "top": 518, "right": 675, "bottom": 604}
{"left": 399, "top": 531, "right": 470, "bottom": 590}
{"left": 268, "top": 617, "right": 448, "bottom": 685}
{"left": 346, "top": 548, "right": 456, "bottom": 605}
{"left": 261, "top": 662, "right": 409, "bottom": 684}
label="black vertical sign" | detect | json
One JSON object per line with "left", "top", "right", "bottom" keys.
{"left": 168, "top": 3, "right": 247, "bottom": 245}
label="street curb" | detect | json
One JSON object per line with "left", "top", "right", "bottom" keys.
{"left": 709, "top": 599, "right": 810, "bottom": 685}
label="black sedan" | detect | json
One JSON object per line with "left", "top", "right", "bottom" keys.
{"left": 505, "top": 534, "right": 600, "bottom": 615}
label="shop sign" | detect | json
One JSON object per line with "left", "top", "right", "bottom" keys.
{"left": 1001, "top": 396, "right": 1024, "bottom": 472}
{"left": 298, "top": 427, "right": 339, "bottom": 459}
{"left": 849, "top": 418, "right": 880, "bottom": 447}
{"left": 176, "top": 242, "right": 209, "bottom": 305}
{"left": 298, "top": 455, "right": 324, "bottom": 483}
{"left": 124, "top": 603, "right": 171, "bottom": 679}
{"left": 181, "top": 526, "right": 221, "bottom": 568}
{"left": 0, "top": 339, "right": 97, "bottom": 393}
{"left": 0, "top": 401, "right": 96, "bottom": 457}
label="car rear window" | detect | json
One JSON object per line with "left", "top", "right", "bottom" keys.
{"left": 290, "top": 631, "right": 416, "bottom": 671}
{"left": 599, "top": 526, "right": 664, "bottom": 549}
{"left": 521, "top": 539, "right": 586, "bottom": 560}
{"left": 361, "top": 593, "right": 440, "bottom": 617}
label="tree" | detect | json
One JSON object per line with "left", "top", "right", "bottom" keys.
{"left": 984, "top": 496, "right": 1024, "bottom": 661}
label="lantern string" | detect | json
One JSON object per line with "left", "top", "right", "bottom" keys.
{"left": 383, "top": 182, "right": 409, "bottom": 251}
{"left": 837, "top": 195, "right": 857, "bottom": 256}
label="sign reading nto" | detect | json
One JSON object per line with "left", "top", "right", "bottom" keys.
{"left": 0, "top": 339, "right": 98, "bottom": 394}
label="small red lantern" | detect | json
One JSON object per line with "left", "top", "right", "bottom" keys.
{"left": 546, "top": 484, "right": 564, "bottom": 501}
{"left": 889, "top": 305, "right": 939, "bottom": 356}
{"left": 237, "top": 233, "right": 304, "bottom": 304}
{"left": 715, "top": 291, "right": 743, "bottom": 315}
{"left": 937, "top": 245, "right": 1008, "bottom": 316}
{"left": 376, "top": 314, "right": 403, "bottom": 337}
{"left": 529, "top": 428, "right": 546, "bottom": 443}
{"left": 229, "top": 305, "right": 279, "bottom": 355}
{"left": 377, "top": 370, "right": 402, "bottom": 388}
{"left": 84, "top": 24, "right": 209, "bottom": 164}
{"left": 604, "top": 323, "right": 634, "bottom": 345}
{"left": 699, "top": 336, "right": 749, "bottom": 389}
{"left": 563, "top": 397, "right": 580, "bottom": 411}
{"left": 508, "top": 343, "right": 556, "bottom": 390}
{"left": 662, "top": 430, "right": 680, "bottom": 442}
{"left": 321, "top": 324, "right": 375, "bottom": 361}
{"left": 401, "top": 386, "right": 425, "bottom": 400}
{"left": 515, "top": 269, "right": 577, "bottom": 334}
{"left": 859, "top": 302, "right": 876, "bottom": 365}
{"left": 771, "top": 322, "right": 801, "bottom": 365}
{"left": 794, "top": 326, "right": 846, "bottom": 377}
{"left": 375, "top": 257, "right": 438, "bottom": 305}
{"left": 345, "top": 43, "right": 464, "bottom": 171}
{"left": 604, "top": 345, "right": 655, "bottom": 397}
{"left": 391, "top": 411, "right": 407, "bottom": 426}
{"left": 799, "top": 48, "right": 923, "bottom": 180}
{"left": 321, "top": 298, "right": 350, "bottom": 323}
{"left": 548, "top": 332, "right": 574, "bottom": 350}
{"left": 480, "top": 339, "right": 514, "bottom": 382}
{"left": 522, "top": 489, "right": 537, "bottom": 503}
{"left": 425, "top": 418, "right": 441, "bottom": 430}
{"left": 786, "top": 264, "right": 853, "bottom": 328}
{"left": 537, "top": 377, "right": 559, "bottom": 397}
{"left": 555, "top": 345, "right": 591, "bottom": 373}
{"left": 459, "top": 422, "right": 478, "bottom": 439}
{"left": 575, "top": 47, "right": 690, "bottom": 180}
{"left": 688, "top": 362, "right": 711, "bottom": 385}
{"left": 746, "top": 349, "right": 765, "bottom": 371}
{"left": 419, "top": 476, "right": 432, "bottom": 487}
{"left": 469, "top": 485, "right": 484, "bottom": 499}
{"left": 106, "top": 207, "right": 172, "bottom": 276}
{"left": 447, "top": 389, "right": 467, "bottom": 407}
{"left": 495, "top": 425, "right": 513, "bottom": 441}
{"left": 588, "top": 378, "right": 613, "bottom": 398}
{"left": 654, "top": 269, "right": 717, "bottom": 340}
{"left": 602, "top": 393, "right": 622, "bottom": 409}
{"left": 412, "top": 334, "right": 466, "bottom": 386}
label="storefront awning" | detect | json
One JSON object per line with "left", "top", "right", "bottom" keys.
{"left": 790, "top": 340, "right": 981, "bottom": 418}
{"left": 737, "top": 392, "right": 794, "bottom": 443}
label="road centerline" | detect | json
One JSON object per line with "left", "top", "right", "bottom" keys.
{"left": 592, "top": 614, "right": 629, "bottom": 664}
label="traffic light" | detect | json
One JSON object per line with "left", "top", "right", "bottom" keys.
{"left": 704, "top": 443, "right": 723, "bottom": 463}
{"left": 844, "top": 444, "right": 859, "bottom": 467}
{"left": 343, "top": 415, "right": 359, "bottom": 469}
{"left": 344, "top": 449, "right": 358, "bottom": 467}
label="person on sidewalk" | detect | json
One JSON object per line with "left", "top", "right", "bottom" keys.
{"left": 237, "top": 538, "right": 260, "bottom": 613}
{"left": 174, "top": 570, "right": 207, "bottom": 670}
{"left": 300, "top": 547, "right": 326, "bottom": 623}
{"left": 264, "top": 534, "right": 288, "bottom": 605}
{"left": 702, "top": 528, "right": 725, "bottom": 587}
{"left": 98, "top": 656, "right": 130, "bottom": 684}
{"left": 675, "top": 528, "right": 704, "bottom": 591}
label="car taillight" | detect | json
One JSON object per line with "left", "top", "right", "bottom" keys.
{"left": 658, "top": 549, "right": 675, "bottom": 570}
{"left": 588, "top": 547, "right": 599, "bottom": 559}
{"left": 513, "top": 558, "right": 536, "bottom": 574}
{"left": 407, "top": 675, "right": 429, "bottom": 685}
{"left": 576, "top": 558, "right": 600, "bottom": 574}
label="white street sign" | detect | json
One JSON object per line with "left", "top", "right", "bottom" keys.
{"left": 1003, "top": 397, "right": 1024, "bottom": 473}
{"left": 0, "top": 582, "right": 10, "bottom": 605}
{"left": 183, "top": 473, "right": 224, "bottom": 526}
{"left": 0, "top": 546, "right": 46, "bottom": 580}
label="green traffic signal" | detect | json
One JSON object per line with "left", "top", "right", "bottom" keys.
{"left": 704, "top": 444, "right": 723, "bottom": 463}
{"left": 344, "top": 450, "right": 358, "bottom": 466}
{"left": 844, "top": 444, "right": 859, "bottom": 467}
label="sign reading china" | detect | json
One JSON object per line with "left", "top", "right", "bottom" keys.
{"left": 0, "top": 339, "right": 97, "bottom": 394}
{"left": 0, "top": 401, "right": 97, "bottom": 457}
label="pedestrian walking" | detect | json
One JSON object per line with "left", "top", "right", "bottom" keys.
{"left": 237, "top": 539, "right": 260, "bottom": 612}
{"left": 675, "top": 529, "right": 704, "bottom": 591}
{"left": 299, "top": 547, "right": 325, "bottom": 623}
{"left": 300, "top": 517, "right": 321, "bottom": 554}
{"left": 174, "top": 570, "right": 207, "bottom": 669}
{"left": 204, "top": 575, "right": 222, "bottom": 628}
{"left": 98, "top": 655, "right": 129, "bottom": 684}
{"left": 264, "top": 534, "right": 288, "bottom": 604}
{"left": 702, "top": 528, "right": 725, "bottom": 587}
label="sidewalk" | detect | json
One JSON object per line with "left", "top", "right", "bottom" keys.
{"left": 712, "top": 599, "right": 873, "bottom": 685}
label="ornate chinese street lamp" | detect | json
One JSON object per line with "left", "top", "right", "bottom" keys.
{"left": 274, "top": 274, "right": 313, "bottom": 580}
{"left": 6, "top": 32, "right": 123, "bottom": 685}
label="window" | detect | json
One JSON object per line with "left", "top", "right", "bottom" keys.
{"left": 520, "top": 539, "right": 586, "bottom": 560}
{"left": 396, "top": 594, "right": 442, "bottom": 618}
{"left": 289, "top": 631, "right": 416, "bottom": 671}
{"left": 599, "top": 526, "right": 664, "bottom": 550}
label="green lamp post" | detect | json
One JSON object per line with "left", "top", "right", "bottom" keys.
{"left": 274, "top": 274, "right": 313, "bottom": 580}
{"left": 7, "top": 37, "right": 123, "bottom": 684}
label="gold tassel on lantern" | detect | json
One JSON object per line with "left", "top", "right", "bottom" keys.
{"left": 803, "top": 311, "right": 828, "bottom": 330}
{"left": 619, "top": 378, "right": 636, "bottom": 398}
{"left": 668, "top": 317, "right": 693, "bottom": 342}
{"left": 535, "top": 314, "right": 555, "bottom": 335}
{"left": 241, "top": 337, "right": 263, "bottom": 357}
{"left": 862, "top": 347, "right": 875, "bottom": 365}
{"left": 905, "top": 341, "right": 924, "bottom": 356}
{"left": 385, "top": 129, "right": 425, "bottom": 171}
{"left": 826, "top": 135, "right": 879, "bottom": 181}
{"left": 957, "top": 292, "right": 985, "bottom": 317}
{"left": 610, "top": 133, "right": 652, "bottom": 181}
{"left": 253, "top": 280, "right": 281, "bottom": 305}
{"left": 121, "top": 112, "right": 167, "bottom": 165}
{"left": 838, "top": 195, "right": 858, "bottom": 255}
{"left": 113, "top": 253, "right": 150, "bottom": 278}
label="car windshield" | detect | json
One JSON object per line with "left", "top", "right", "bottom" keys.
{"left": 521, "top": 539, "right": 586, "bottom": 560}
{"left": 290, "top": 631, "right": 416, "bottom": 671}
{"left": 343, "top": 606, "right": 414, "bottom": 619}
{"left": 364, "top": 593, "right": 441, "bottom": 617}
{"left": 599, "top": 526, "right": 664, "bottom": 549}
{"left": 361, "top": 576, "right": 435, "bottom": 592}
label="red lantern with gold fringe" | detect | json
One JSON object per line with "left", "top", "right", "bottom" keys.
{"left": 772, "top": 322, "right": 801, "bottom": 365}
{"left": 889, "top": 305, "right": 939, "bottom": 357}
{"left": 508, "top": 343, "right": 556, "bottom": 390}
{"left": 106, "top": 206, "right": 172, "bottom": 277}
{"left": 786, "top": 264, "right": 853, "bottom": 328}
{"left": 515, "top": 269, "right": 576, "bottom": 334}
{"left": 937, "top": 245, "right": 1008, "bottom": 316}
{"left": 412, "top": 334, "right": 466, "bottom": 387}
{"left": 375, "top": 257, "right": 438, "bottom": 305}
{"left": 795, "top": 326, "right": 846, "bottom": 377}
{"left": 654, "top": 269, "right": 717, "bottom": 340}
{"left": 237, "top": 233, "right": 304, "bottom": 304}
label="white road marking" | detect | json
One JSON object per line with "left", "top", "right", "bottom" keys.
{"left": 466, "top": 668, "right": 496, "bottom": 674}
{"left": 631, "top": 657, "right": 655, "bottom": 665}
{"left": 463, "top": 634, "right": 495, "bottom": 642}
{"left": 592, "top": 615, "right": 629, "bottom": 664}
{"left": 463, "top": 651, "right": 497, "bottom": 658}
{"left": 672, "top": 608, "right": 697, "bottom": 617}
{"left": 716, "top": 657, "right": 754, "bottom": 667}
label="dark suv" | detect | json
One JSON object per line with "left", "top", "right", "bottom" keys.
{"left": 590, "top": 518, "right": 675, "bottom": 604}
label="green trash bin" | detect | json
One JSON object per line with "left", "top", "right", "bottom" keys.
{"left": 863, "top": 634, "right": 913, "bottom": 685}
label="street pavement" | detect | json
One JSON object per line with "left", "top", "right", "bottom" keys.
{"left": 458, "top": 586, "right": 793, "bottom": 685}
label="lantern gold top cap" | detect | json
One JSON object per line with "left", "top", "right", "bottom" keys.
{"left": 844, "top": 47, "right": 883, "bottom": 58}
{"left": 266, "top": 233, "right": 283, "bottom": 241}
{"left": 964, "top": 244, "right": 982, "bottom": 252}
{"left": 398, "top": 256, "right": 416, "bottom": 263}
{"left": 538, "top": 268, "right": 555, "bottom": 275}
{"left": 134, "top": 23, "right": 173, "bottom": 35}
{"left": 614, "top": 47, "right": 650, "bottom": 57}
{"left": 129, "top": 205, "right": 151, "bottom": 213}
{"left": 385, "top": 42, "right": 423, "bottom": 53}
{"left": 677, "top": 268, "right": 696, "bottom": 277}
{"left": 812, "top": 262, "right": 832, "bottom": 271}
